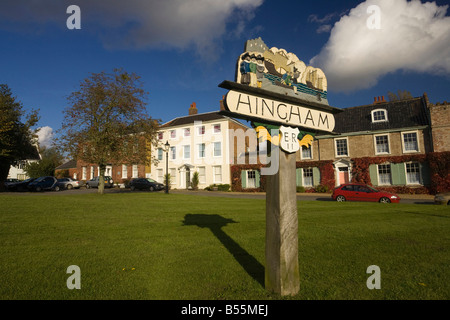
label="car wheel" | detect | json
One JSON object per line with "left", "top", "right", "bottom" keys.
{"left": 379, "top": 197, "right": 391, "bottom": 203}
{"left": 336, "top": 195, "right": 346, "bottom": 202}
{"left": 54, "top": 186, "right": 60, "bottom": 191}
{"left": 36, "top": 186, "right": 42, "bottom": 192}
{"left": 86, "top": 184, "right": 90, "bottom": 189}
{"left": 130, "top": 186, "right": 135, "bottom": 191}
{"left": 149, "top": 186, "right": 155, "bottom": 192}
{"left": 67, "top": 184, "right": 73, "bottom": 190}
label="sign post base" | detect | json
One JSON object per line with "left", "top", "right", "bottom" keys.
{"left": 265, "top": 147, "right": 300, "bottom": 296}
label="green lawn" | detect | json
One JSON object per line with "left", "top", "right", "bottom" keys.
{"left": 0, "top": 192, "right": 449, "bottom": 300}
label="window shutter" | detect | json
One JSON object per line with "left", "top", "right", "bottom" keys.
{"left": 391, "top": 163, "right": 406, "bottom": 185}
{"left": 419, "top": 162, "right": 430, "bottom": 185}
{"left": 241, "top": 170, "right": 247, "bottom": 189}
{"left": 313, "top": 167, "right": 321, "bottom": 186}
{"left": 296, "top": 168, "right": 302, "bottom": 186}
{"left": 255, "top": 170, "right": 261, "bottom": 188}
{"left": 369, "top": 164, "right": 378, "bottom": 186}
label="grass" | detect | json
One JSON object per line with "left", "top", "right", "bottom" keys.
{"left": 0, "top": 192, "right": 449, "bottom": 300}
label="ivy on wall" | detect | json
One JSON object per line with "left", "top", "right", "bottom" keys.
{"left": 351, "top": 152, "right": 450, "bottom": 194}
{"left": 230, "top": 152, "right": 449, "bottom": 194}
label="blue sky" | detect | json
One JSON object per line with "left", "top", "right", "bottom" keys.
{"left": 1, "top": 0, "right": 449, "bottom": 147}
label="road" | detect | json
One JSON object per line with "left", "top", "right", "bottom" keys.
{"left": 3, "top": 187, "right": 435, "bottom": 204}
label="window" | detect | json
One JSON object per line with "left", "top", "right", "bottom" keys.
{"left": 198, "top": 143, "right": 205, "bottom": 158}
{"left": 402, "top": 132, "right": 419, "bottom": 153}
{"left": 213, "top": 166, "right": 222, "bottom": 183}
{"left": 198, "top": 126, "right": 205, "bottom": 135}
{"left": 303, "top": 168, "right": 313, "bottom": 187}
{"left": 378, "top": 164, "right": 392, "bottom": 185}
{"left": 90, "top": 167, "right": 94, "bottom": 179}
{"left": 157, "top": 148, "right": 163, "bottom": 161}
{"left": 213, "top": 142, "right": 222, "bottom": 157}
{"left": 371, "top": 109, "right": 388, "bottom": 122}
{"left": 335, "top": 138, "right": 348, "bottom": 157}
{"left": 183, "top": 145, "right": 190, "bottom": 159}
{"left": 375, "top": 135, "right": 390, "bottom": 154}
{"left": 170, "top": 146, "right": 176, "bottom": 160}
{"left": 132, "top": 165, "right": 138, "bottom": 178}
{"left": 213, "top": 124, "right": 221, "bottom": 134}
{"left": 122, "top": 164, "right": 128, "bottom": 179}
{"left": 170, "top": 130, "right": 176, "bottom": 139}
{"left": 170, "top": 168, "right": 176, "bottom": 185}
{"left": 157, "top": 169, "right": 163, "bottom": 183}
{"left": 82, "top": 166, "right": 87, "bottom": 180}
{"left": 406, "top": 162, "right": 420, "bottom": 184}
{"left": 247, "top": 170, "right": 256, "bottom": 188}
{"left": 184, "top": 128, "right": 190, "bottom": 137}
{"left": 301, "top": 146, "right": 312, "bottom": 160}
{"left": 158, "top": 132, "right": 163, "bottom": 140}
{"left": 198, "top": 167, "right": 206, "bottom": 184}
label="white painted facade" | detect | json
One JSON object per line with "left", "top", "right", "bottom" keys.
{"left": 150, "top": 112, "right": 248, "bottom": 189}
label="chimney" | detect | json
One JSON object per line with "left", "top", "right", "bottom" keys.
{"left": 373, "top": 96, "right": 386, "bottom": 104}
{"left": 189, "top": 102, "right": 198, "bottom": 115}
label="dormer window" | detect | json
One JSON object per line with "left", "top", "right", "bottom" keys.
{"left": 371, "top": 109, "right": 388, "bottom": 123}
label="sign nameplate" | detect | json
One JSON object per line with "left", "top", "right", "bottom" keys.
{"left": 225, "top": 90, "right": 335, "bottom": 132}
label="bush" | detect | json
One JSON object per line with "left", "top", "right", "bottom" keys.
{"left": 296, "top": 186, "right": 305, "bottom": 193}
{"left": 217, "top": 184, "right": 230, "bottom": 192}
{"left": 315, "top": 185, "right": 330, "bottom": 193}
{"left": 191, "top": 172, "right": 199, "bottom": 190}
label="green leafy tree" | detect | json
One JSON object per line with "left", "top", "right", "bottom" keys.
{"left": 57, "top": 69, "right": 159, "bottom": 194}
{"left": 24, "top": 147, "right": 64, "bottom": 178}
{"left": 0, "top": 84, "right": 39, "bottom": 189}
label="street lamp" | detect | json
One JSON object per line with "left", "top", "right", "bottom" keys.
{"left": 164, "top": 140, "right": 170, "bottom": 194}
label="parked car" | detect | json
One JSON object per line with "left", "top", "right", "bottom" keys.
{"left": 85, "top": 176, "right": 114, "bottom": 189}
{"left": 28, "top": 176, "right": 60, "bottom": 192}
{"left": 129, "top": 178, "right": 164, "bottom": 191}
{"left": 332, "top": 183, "right": 400, "bottom": 203}
{"left": 6, "top": 178, "right": 36, "bottom": 191}
{"left": 57, "top": 177, "right": 81, "bottom": 190}
{"left": 434, "top": 192, "right": 450, "bottom": 205}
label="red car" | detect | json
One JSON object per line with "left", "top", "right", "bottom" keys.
{"left": 332, "top": 183, "right": 400, "bottom": 203}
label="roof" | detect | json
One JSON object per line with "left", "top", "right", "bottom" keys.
{"left": 332, "top": 96, "right": 429, "bottom": 134}
{"left": 160, "top": 111, "right": 248, "bottom": 129}
{"left": 55, "top": 159, "right": 77, "bottom": 170}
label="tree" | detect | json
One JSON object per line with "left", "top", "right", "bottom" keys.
{"left": 0, "top": 84, "right": 39, "bottom": 190}
{"left": 24, "top": 146, "right": 64, "bottom": 178}
{"left": 57, "top": 69, "right": 159, "bottom": 194}
{"left": 387, "top": 90, "right": 413, "bottom": 101}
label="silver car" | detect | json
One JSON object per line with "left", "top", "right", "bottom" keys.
{"left": 434, "top": 192, "right": 450, "bottom": 205}
{"left": 85, "top": 176, "right": 114, "bottom": 189}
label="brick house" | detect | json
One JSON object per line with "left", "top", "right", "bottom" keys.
{"left": 232, "top": 93, "right": 450, "bottom": 194}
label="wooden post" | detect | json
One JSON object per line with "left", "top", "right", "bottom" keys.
{"left": 265, "top": 147, "right": 300, "bottom": 296}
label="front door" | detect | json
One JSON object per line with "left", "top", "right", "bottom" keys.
{"left": 185, "top": 167, "right": 191, "bottom": 189}
{"left": 338, "top": 167, "right": 349, "bottom": 185}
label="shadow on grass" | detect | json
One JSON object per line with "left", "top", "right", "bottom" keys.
{"left": 182, "top": 214, "right": 264, "bottom": 287}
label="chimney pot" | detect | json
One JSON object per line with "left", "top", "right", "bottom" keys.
{"left": 189, "top": 102, "right": 198, "bottom": 115}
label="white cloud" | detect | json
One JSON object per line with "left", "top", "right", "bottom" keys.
{"left": 310, "top": 0, "right": 450, "bottom": 92}
{"left": 0, "top": 0, "right": 263, "bottom": 58}
{"left": 37, "top": 126, "right": 54, "bottom": 148}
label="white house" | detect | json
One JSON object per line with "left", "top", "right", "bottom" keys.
{"left": 7, "top": 145, "right": 41, "bottom": 180}
{"left": 151, "top": 102, "right": 249, "bottom": 189}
